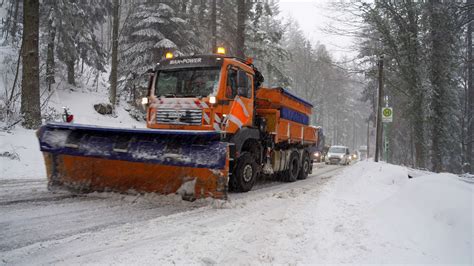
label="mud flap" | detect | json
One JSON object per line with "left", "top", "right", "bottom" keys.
{"left": 37, "top": 123, "right": 229, "bottom": 199}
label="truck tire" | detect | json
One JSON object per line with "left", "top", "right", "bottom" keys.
{"left": 298, "top": 152, "right": 311, "bottom": 180}
{"left": 284, "top": 151, "right": 300, "bottom": 182}
{"left": 229, "top": 152, "right": 257, "bottom": 192}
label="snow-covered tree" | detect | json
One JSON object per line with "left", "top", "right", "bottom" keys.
{"left": 246, "top": 0, "right": 289, "bottom": 87}
{"left": 120, "top": 1, "right": 198, "bottom": 79}
{"left": 42, "top": 0, "right": 109, "bottom": 86}
{"left": 355, "top": 0, "right": 469, "bottom": 172}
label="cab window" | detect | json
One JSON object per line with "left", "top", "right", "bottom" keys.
{"left": 237, "top": 70, "right": 251, "bottom": 98}
{"left": 226, "top": 67, "right": 252, "bottom": 99}
{"left": 226, "top": 68, "right": 237, "bottom": 99}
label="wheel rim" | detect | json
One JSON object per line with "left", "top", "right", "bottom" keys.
{"left": 303, "top": 160, "right": 309, "bottom": 174}
{"left": 243, "top": 164, "right": 253, "bottom": 182}
{"left": 291, "top": 158, "right": 298, "bottom": 176}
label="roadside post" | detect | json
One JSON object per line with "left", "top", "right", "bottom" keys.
{"left": 375, "top": 55, "right": 384, "bottom": 162}
{"left": 382, "top": 106, "right": 393, "bottom": 162}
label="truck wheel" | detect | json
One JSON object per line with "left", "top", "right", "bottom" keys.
{"left": 284, "top": 151, "right": 300, "bottom": 182}
{"left": 298, "top": 152, "right": 311, "bottom": 180}
{"left": 229, "top": 152, "right": 257, "bottom": 192}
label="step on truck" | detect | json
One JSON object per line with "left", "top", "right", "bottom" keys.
{"left": 37, "top": 48, "right": 321, "bottom": 200}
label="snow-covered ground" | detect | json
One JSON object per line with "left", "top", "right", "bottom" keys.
{"left": 0, "top": 66, "right": 472, "bottom": 264}
{"left": 1, "top": 161, "right": 472, "bottom": 264}
{"left": 0, "top": 86, "right": 144, "bottom": 180}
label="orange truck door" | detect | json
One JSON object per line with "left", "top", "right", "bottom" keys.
{"left": 225, "top": 67, "right": 253, "bottom": 133}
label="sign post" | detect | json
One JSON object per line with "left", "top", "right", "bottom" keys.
{"left": 382, "top": 107, "right": 393, "bottom": 161}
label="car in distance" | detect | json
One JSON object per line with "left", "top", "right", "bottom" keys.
{"left": 313, "top": 150, "right": 322, "bottom": 162}
{"left": 351, "top": 151, "right": 358, "bottom": 161}
{"left": 325, "top": 145, "right": 351, "bottom": 165}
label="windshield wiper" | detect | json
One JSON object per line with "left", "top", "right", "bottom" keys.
{"left": 163, "top": 93, "right": 176, "bottom": 98}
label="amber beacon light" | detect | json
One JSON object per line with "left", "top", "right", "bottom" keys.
{"left": 216, "top": 47, "right": 226, "bottom": 55}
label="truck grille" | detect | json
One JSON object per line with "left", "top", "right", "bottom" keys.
{"left": 156, "top": 109, "right": 202, "bottom": 125}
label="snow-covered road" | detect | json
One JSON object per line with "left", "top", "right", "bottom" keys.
{"left": 1, "top": 161, "right": 472, "bottom": 265}
{"left": 1, "top": 163, "right": 342, "bottom": 264}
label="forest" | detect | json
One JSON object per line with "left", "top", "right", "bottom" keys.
{"left": 0, "top": 0, "right": 472, "bottom": 174}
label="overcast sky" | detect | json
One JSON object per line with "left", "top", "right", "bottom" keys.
{"left": 278, "top": 0, "right": 356, "bottom": 60}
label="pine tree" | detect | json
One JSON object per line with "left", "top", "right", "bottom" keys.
{"left": 247, "top": 0, "right": 289, "bottom": 87}
{"left": 43, "top": 0, "right": 108, "bottom": 86}
{"left": 354, "top": 1, "right": 467, "bottom": 171}
{"left": 1, "top": 0, "right": 22, "bottom": 44}
{"left": 426, "top": 0, "right": 463, "bottom": 172}
{"left": 120, "top": 1, "right": 198, "bottom": 79}
{"left": 466, "top": 0, "right": 473, "bottom": 173}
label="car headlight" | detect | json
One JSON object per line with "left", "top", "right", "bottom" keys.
{"left": 314, "top": 152, "right": 320, "bottom": 157}
{"left": 340, "top": 155, "right": 344, "bottom": 159}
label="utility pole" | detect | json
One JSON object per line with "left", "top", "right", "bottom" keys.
{"left": 383, "top": 95, "right": 389, "bottom": 162}
{"left": 352, "top": 113, "right": 356, "bottom": 151}
{"left": 375, "top": 55, "right": 384, "bottom": 162}
{"left": 366, "top": 118, "right": 370, "bottom": 160}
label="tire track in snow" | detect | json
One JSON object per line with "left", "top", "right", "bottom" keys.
{"left": 0, "top": 180, "right": 208, "bottom": 252}
{"left": 0, "top": 163, "right": 346, "bottom": 259}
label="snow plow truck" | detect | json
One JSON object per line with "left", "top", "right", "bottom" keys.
{"left": 37, "top": 49, "right": 321, "bottom": 200}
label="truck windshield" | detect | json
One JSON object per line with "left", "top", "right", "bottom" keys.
{"left": 329, "top": 147, "right": 345, "bottom": 153}
{"left": 155, "top": 67, "right": 220, "bottom": 97}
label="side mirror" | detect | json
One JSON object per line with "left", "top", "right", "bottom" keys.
{"left": 146, "top": 68, "right": 154, "bottom": 75}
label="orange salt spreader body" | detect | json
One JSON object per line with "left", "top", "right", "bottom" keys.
{"left": 37, "top": 53, "right": 322, "bottom": 200}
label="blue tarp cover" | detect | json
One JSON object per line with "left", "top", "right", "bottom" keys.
{"left": 280, "top": 88, "right": 314, "bottom": 107}
{"left": 280, "top": 107, "right": 309, "bottom": 125}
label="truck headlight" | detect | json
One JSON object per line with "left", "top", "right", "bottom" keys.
{"left": 141, "top": 97, "right": 149, "bottom": 105}
{"left": 209, "top": 96, "right": 217, "bottom": 104}
{"left": 314, "top": 152, "right": 320, "bottom": 157}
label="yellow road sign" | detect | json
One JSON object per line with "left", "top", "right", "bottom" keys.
{"left": 382, "top": 107, "right": 393, "bottom": 123}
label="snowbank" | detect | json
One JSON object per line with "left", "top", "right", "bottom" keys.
{"left": 0, "top": 128, "right": 45, "bottom": 179}
{"left": 369, "top": 172, "right": 473, "bottom": 264}
{"left": 303, "top": 161, "right": 472, "bottom": 264}
{"left": 47, "top": 89, "right": 144, "bottom": 128}
{"left": 1, "top": 87, "right": 145, "bottom": 180}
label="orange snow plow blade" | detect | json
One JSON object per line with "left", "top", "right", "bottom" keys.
{"left": 37, "top": 123, "right": 229, "bottom": 200}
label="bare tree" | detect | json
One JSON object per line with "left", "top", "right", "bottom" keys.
{"left": 109, "top": 0, "right": 119, "bottom": 106}
{"left": 20, "top": 0, "right": 41, "bottom": 129}
{"left": 236, "top": 0, "right": 246, "bottom": 58}
{"left": 45, "top": 4, "right": 56, "bottom": 90}
{"left": 211, "top": 0, "right": 217, "bottom": 52}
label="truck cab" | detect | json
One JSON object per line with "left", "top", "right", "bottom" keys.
{"left": 145, "top": 54, "right": 257, "bottom": 134}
